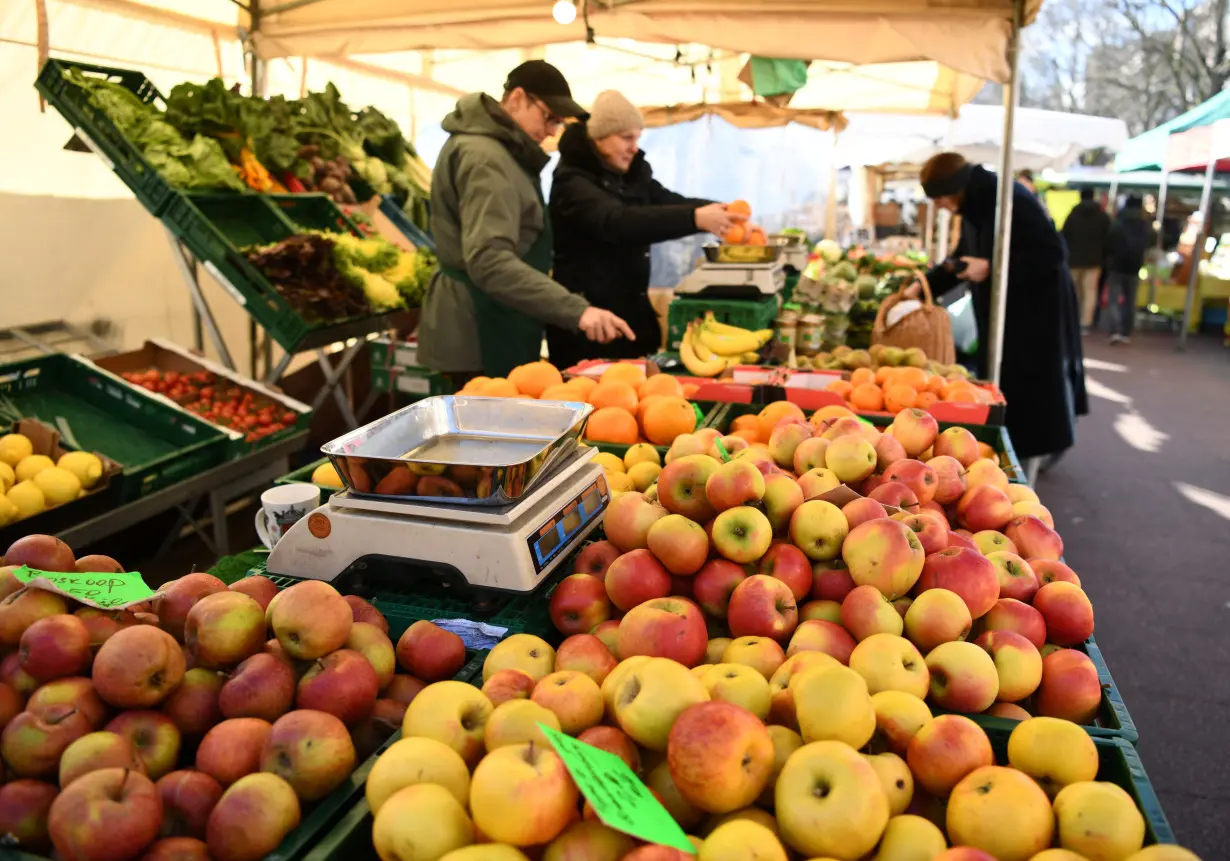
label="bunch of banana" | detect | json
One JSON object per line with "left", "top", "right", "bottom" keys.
{"left": 680, "top": 314, "right": 772, "bottom": 377}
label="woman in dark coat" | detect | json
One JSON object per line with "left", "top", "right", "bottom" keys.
{"left": 920, "top": 152, "right": 1089, "bottom": 469}
{"left": 547, "top": 90, "right": 743, "bottom": 368}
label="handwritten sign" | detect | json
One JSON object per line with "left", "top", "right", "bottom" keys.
{"left": 538, "top": 724, "right": 696, "bottom": 853}
{"left": 12, "top": 566, "right": 155, "bottom": 609}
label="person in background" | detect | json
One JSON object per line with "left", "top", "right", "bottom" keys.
{"left": 546, "top": 90, "right": 743, "bottom": 368}
{"left": 418, "top": 61, "right": 634, "bottom": 382}
{"left": 1016, "top": 169, "right": 1036, "bottom": 194}
{"left": 1061, "top": 187, "right": 1112, "bottom": 334}
{"left": 1104, "top": 194, "right": 1157, "bottom": 344}
{"left": 917, "top": 153, "right": 1088, "bottom": 481}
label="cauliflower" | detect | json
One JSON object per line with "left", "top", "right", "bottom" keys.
{"left": 815, "top": 239, "right": 843, "bottom": 264}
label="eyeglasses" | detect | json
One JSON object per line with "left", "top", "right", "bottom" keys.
{"left": 529, "top": 95, "right": 563, "bottom": 131}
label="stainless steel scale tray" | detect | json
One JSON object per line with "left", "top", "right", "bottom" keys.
{"left": 321, "top": 395, "right": 593, "bottom": 507}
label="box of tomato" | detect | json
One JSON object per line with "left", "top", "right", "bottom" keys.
{"left": 90, "top": 339, "right": 312, "bottom": 458}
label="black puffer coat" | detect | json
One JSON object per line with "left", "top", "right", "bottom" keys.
{"left": 546, "top": 122, "right": 711, "bottom": 368}
{"left": 927, "top": 166, "right": 1089, "bottom": 460}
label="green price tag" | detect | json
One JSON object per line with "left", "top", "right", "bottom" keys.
{"left": 538, "top": 724, "right": 696, "bottom": 854}
{"left": 11, "top": 566, "right": 154, "bottom": 609}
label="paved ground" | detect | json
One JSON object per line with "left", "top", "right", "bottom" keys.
{"left": 1038, "top": 331, "right": 1230, "bottom": 856}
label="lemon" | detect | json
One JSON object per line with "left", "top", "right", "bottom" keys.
{"left": 15, "top": 455, "right": 54, "bottom": 483}
{"left": 33, "top": 467, "right": 82, "bottom": 506}
{"left": 627, "top": 461, "right": 662, "bottom": 491}
{"left": 623, "top": 443, "right": 662, "bottom": 469}
{"left": 0, "top": 434, "right": 33, "bottom": 468}
{"left": 6, "top": 481, "right": 46, "bottom": 519}
{"left": 57, "top": 451, "right": 103, "bottom": 489}
{"left": 0, "top": 495, "right": 17, "bottom": 526}
{"left": 311, "top": 462, "right": 344, "bottom": 489}
{"left": 605, "top": 470, "right": 636, "bottom": 492}
{"left": 592, "top": 452, "right": 625, "bottom": 473}
{"left": 0, "top": 462, "right": 13, "bottom": 493}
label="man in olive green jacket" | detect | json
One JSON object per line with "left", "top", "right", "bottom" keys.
{"left": 419, "top": 61, "right": 633, "bottom": 378}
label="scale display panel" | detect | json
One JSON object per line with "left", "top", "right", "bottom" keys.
{"left": 526, "top": 473, "right": 608, "bottom": 573}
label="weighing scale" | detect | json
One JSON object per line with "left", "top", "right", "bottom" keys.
{"left": 674, "top": 262, "right": 787, "bottom": 298}
{"left": 266, "top": 447, "right": 608, "bottom": 593}
{"left": 780, "top": 245, "right": 810, "bottom": 273}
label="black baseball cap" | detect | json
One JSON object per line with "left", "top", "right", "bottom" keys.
{"left": 505, "top": 60, "right": 588, "bottom": 120}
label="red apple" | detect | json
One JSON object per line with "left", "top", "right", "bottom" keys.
{"left": 217, "top": 654, "right": 295, "bottom": 723}
{"left": 617, "top": 598, "right": 708, "bottom": 667}
{"left": 874, "top": 434, "right": 907, "bottom": 471}
{"left": 296, "top": 649, "right": 380, "bottom": 726}
{"left": 928, "top": 455, "right": 968, "bottom": 505}
{"left": 384, "top": 674, "right": 427, "bottom": 706}
{"left": 691, "top": 559, "right": 748, "bottom": 619}
{"left": 555, "top": 634, "right": 618, "bottom": 686}
{"left": 27, "top": 676, "right": 106, "bottom": 727}
{"left": 646, "top": 514, "right": 710, "bottom": 576}
{"left": 933, "top": 426, "right": 980, "bottom": 467}
{"left": 152, "top": 574, "right": 227, "bottom": 643}
{"left": 75, "top": 608, "right": 139, "bottom": 651}
{"left": 19, "top": 614, "right": 91, "bottom": 681}
{"left": 604, "top": 550, "right": 671, "bottom": 612}
{"left": 1032, "top": 581, "right": 1094, "bottom": 646}
{"left": 591, "top": 620, "right": 621, "bottom": 658}
{"left": 157, "top": 770, "right": 223, "bottom": 839}
{"left": 549, "top": 574, "right": 611, "bottom": 635}
{"left": 105, "top": 711, "right": 182, "bottom": 781}
{"left": 343, "top": 595, "right": 389, "bottom": 633}
{"left": 955, "top": 485, "right": 1014, "bottom": 532}
{"left": 184, "top": 592, "right": 265, "bottom": 671}
{"left": 898, "top": 513, "right": 947, "bottom": 556}
{"left": 1035, "top": 648, "right": 1100, "bottom": 723}
{"left": 840, "top": 584, "right": 904, "bottom": 641}
{"left": 480, "top": 668, "right": 536, "bottom": 706}
{"left": 0, "top": 588, "right": 69, "bottom": 648}
{"left": 654, "top": 454, "right": 719, "bottom": 523}
{"left": 727, "top": 575, "right": 798, "bottom": 642}
{"left": 763, "top": 474, "right": 805, "bottom": 535}
{"left": 925, "top": 641, "right": 1000, "bottom": 713}
{"left": 705, "top": 459, "right": 766, "bottom": 512}
{"left": 195, "top": 718, "right": 273, "bottom": 786}
{"left": 260, "top": 709, "right": 356, "bottom": 801}
{"left": 1003, "top": 516, "right": 1064, "bottom": 561}
{"left": 572, "top": 540, "right": 620, "bottom": 581}
{"left": 869, "top": 481, "right": 921, "bottom": 512}
{"left": 841, "top": 497, "right": 888, "bottom": 531}
{"left": 0, "top": 778, "right": 59, "bottom": 852}
{"left": 793, "top": 436, "right": 832, "bottom": 474}
{"left": 883, "top": 459, "right": 939, "bottom": 505}
{"left": 142, "top": 837, "right": 212, "bottom": 861}
{"left": 160, "top": 668, "right": 225, "bottom": 736}
{"left": 974, "top": 630, "right": 1042, "bottom": 702}
{"left": 47, "top": 768, "right": 162, "bottom": 861}
{"left": 395, "top": 620, "right": 466, "bottom": 682}
{"left": 891, "top": 409, "right": 939, "bottom": 457}
{"left": 1030, "top": 559, "right": 1082, "bottom": 587}
{"left": 843, "top": 517, "right": 926, "bottom": 599}
{"left": 350, "top": 698, "right": 405, "bottom": 761}
{"left": 0, "top": 680, "right": 21, "bottom": 729}
{"left": 227, "top": 577, "right": 279, "bottom": 612}
{"left": 4, "top": 535, "right": 76, "bottom": 573}
{"left": 578, "top": 726, "right": 641, "bottom": 775}
{"left": 204, "top": 773, "right": 300, "bottom": 861}
{"left": 757, "top": 542, "right": 813, "bottom": 601}
{"left": 980, "top": 598, "right": 1047, "bottom": 650}
{"left": 0, "top": 652, "right": 39, "bottom": 699}
{"left": 985, "top": 551, "right": 1038, "bottom": 603}
{"left": 787, "top": 619, "right": 856, "bottom": 663}
{"left": 906, "top": 714, "right": 992, "bottom": 797}
{"left": 917, "top": 548, "right": 1001, "bottom": 619}
{"left": 1, "top": 702, "right": 93, "bottom": 779}
{"left": 93, "top": 625, "right": 187, "bottom": 709}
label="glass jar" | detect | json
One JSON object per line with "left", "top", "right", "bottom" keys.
{"left": 797, "top": 313, "right": 825, "bottom": 356}
{"left": 774, "top": 304, "right": 801, "bottom": 349}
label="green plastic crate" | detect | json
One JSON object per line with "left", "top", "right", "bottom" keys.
{"left": 275, "top": 457, "right": 342, "bottom": 503}
{"left": 369, "top": 339, "right": 451, "bottom": 401}
{"left": 268, "top": 193, "right": 364, "bottom": 235}
{"left": 161, "top": 193, "right": 402, "bottom": 354}
{"left": 666, "top": 294, "right": 780, "bottom": 351}
{"left": 0, "top": 354, "right": 229, "bottom": 501}
{"left": 35, "top": 59, "right": 178, "bottom": 216}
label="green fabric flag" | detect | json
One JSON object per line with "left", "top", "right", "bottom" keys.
{"left": 748, "top": 57, "right": 810, "bottom": 98}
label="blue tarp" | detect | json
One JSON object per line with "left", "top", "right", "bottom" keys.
{"left": 1114, "top": 90, "right": 1230, "bottom": 172}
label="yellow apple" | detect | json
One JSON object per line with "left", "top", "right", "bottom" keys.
{"left": 873, "top": 814, "right": 948, "bottom": 861}
{"left": 371, "top": 783, "right": 473, "bottom": 861}
{"left": 791, "top": 665, "right": 876, "bottom": 749}
{"left": 402, "top": 680, "right": 494, "bottom": 767}
{"left": 849, "top": 633, "right": 929, "bottom": 699}
{"left": 470, "top": 742, "right": 579, "bottom": 846}
{"left": 768, "top": 651, "right": 840, "bottom": 729}
{"left": 1030, "top": 851, "right": 1095, "bottom": 861}
{"left": 705, "top": 637, "right": 733, "bottom": 665}
{"left": 948, "top": 765, "right": 1054, "bottom": 861}
{"left": 1053, "top": 781, "right": 1146, "bottom": 861}
{"left": 365, "top": 736, "right": 471, "bottom": 814}
{"left": 699, "top": 663, "right": 771, "bottom": 720}
{"left": 601, "top": 655, "right": 651, "bottom": 717}
{"left": 1124, "top": 848, "right": 1204, "bottom": 861}
{"left": 440, "top": 847, "right": 530, "bottom": 861}
{"left": 613, "top": 657, "right": 710, "bottom": 751}
{"left": 542, "top": 820, "right": 636, "bottom": 861}
{"left": 1007, "top": 716, "right": 1099, "bottom": 797}
{"left": 775, "top": 740, "right": 890, "bottom": 859}
{"left": 699, "top": 819, "right": 788, "bottom": 861}
{"left": 702, "top": 807, "right": 778, "bottom": 837}
{"left": 870, "top": 690, "right": 932, "bottom": 755}
{"left": 484, "top": 699, "right": 561, "bottom": 751}
{"left": 861, "top": 752, "right": 913, "bottom": 815}
{"left": 757, "top": 725, "right": 804, "bottom": 807}
{"left": 532, "top": 670, "right": 604, "bottom": 735}
{"left": 483, "top": 634, "right": 556, "bottom": 684}
{"left": 646, "top": 760, "right": 705, "bottom": 830}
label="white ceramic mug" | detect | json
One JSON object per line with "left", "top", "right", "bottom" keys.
{"left": 255, "top": 484, "right": 321, "bottom": 549}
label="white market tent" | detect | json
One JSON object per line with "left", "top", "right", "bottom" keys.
{"left": 1, "top": 0, "right": 1039, "bottom": 383}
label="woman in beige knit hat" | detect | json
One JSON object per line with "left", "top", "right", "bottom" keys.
{"left": 546, "top": 90, "right": 745, "bottom": 367}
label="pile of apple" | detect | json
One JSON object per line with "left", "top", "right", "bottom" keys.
{"left": 0, "top": 534, "right": 477, "bottom": 861}
{"left": 361, "top": 631, "right": 1199, "bottom": 860}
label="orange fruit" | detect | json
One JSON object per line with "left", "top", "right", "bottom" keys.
{"left": 849, "top": 383, "right": 884, "bottom": 412}
{"left": 926, "top": 375, "right": 948, "bottom": 397}
{"left": 640, "top": 375, "right": 684, "bottom": 399}
{"left": 874, "top": 366, "right": 896, "bottom": 386}
{"left": 850, "top": 368, "right": 875, "bottom": 388}
{"left": 636, "top": 394, "right": 666, "bottom": 426}
{"left": 540, "top": 384, "right": 577, "bottom": 401}
{"left": 478, "top": 378, "right": 520, "bottom": 398}
{"left": 681, "top": 383, "right": 700, "bottom": 398}
{"left": 730, "top": 428, "right": 760, "bottom": 445}
{"left": 746, "top": 228, "right": 767, "bottom": 246}
{"left": 727, "top": 200, "right": 752, "bottom": 217}
{"left": 944, "top": 382, "right": 980, "bottom": 403}
{"left": 825, "top": 380, "right": 854, "bottom": 400}
{"left": 459, "top": 375, "right": 490, "bottom": 393}
{"left": 585, "top": 407, "right": 639, "bottom": 445}
{"left": 588, "top": 381, "right": 639, "bottom": 413}
{"left": 756, "top": 402, "right": 806, "bottom": 442}
{"left": 915, "top": 391, "right": 939, "bottom": 409}
{"left": 730, "top": 415, "right": 760, "bottom": 433}
{"left": 896, "top": 367, "right": 928, "bottom": 390}
{"left": 508, "top": 361, "right": 563, "bottom": 398}
{"left": 723, "top": 223, "right": 747, "bottom": 244}
{"left": 565, "top": 376, "right": 598, "bottom": 397}
{"left": 884, "top": 383, "right": 918, "bottom": 413}
{"left": 642, "top": 397, "right": 697, "bottom": 445}
{"left": 600, "top": 363, "right": 647, "bottom": 388}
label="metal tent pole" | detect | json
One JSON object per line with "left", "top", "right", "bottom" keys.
{"left": 935, "top": 111, "right": 957, "bottom": 260}
{"left": 1150, "top": 169, "right": 1168, "bottom": 306}
{"left": 1179, "top": 158, "right": 1215, "bottom": 349}
{"left": 986, "top": 0, "right": 1022, "bottom": 385}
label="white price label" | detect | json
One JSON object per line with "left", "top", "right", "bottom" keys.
{"left": 396, "top": 374, "right": 433, "bottom": 395}
{"left": 202, "top": 262, "right": 248, "bottom": 307}
{"left": 74, "top": 128, "right": 115, "bottom": 171}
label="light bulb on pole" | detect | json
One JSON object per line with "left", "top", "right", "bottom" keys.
{"left": 553, "top": 0, "right": 577, "bottom": 24}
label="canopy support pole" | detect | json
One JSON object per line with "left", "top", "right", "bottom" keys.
{"left": 935, "top": 110, "right": 956, "bottom": 261}
{"left": 1150, "top": 169, "right": 1168, "bottom": 306}
{"left": 826, "top": 128, "right": 840, "bottom": 240}
{"left": 1179, "top": 159, "right": 1214, "bottom": 349}
{"left": 987, "top": 0, "right": 1022, "bottom": 386}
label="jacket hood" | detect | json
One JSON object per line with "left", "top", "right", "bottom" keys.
{"left": 958, "top": 164, "right": 998, "bottom": 225}
{"left": 557, "top": 121, "right": 649, "bottom": 182}
{"left": 442, "top": 93, "right": 549, "bottom": 174}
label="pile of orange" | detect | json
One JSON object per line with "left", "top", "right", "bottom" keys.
{"left": 824, "top": 366, "right": 995, "bottom": 415}
{"left": 721, "top": 199, "right": 767, "bottom": 246}
{"left": 459, "top": 361, "right": 701, "bottom": 447}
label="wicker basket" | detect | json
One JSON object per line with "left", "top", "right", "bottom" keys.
{"left": 871, "top": 275, "right": 956, "bottom": 365}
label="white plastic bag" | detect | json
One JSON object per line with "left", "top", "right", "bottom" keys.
{"left": 885, "top": 299, "right": 923, "bottom": 328}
